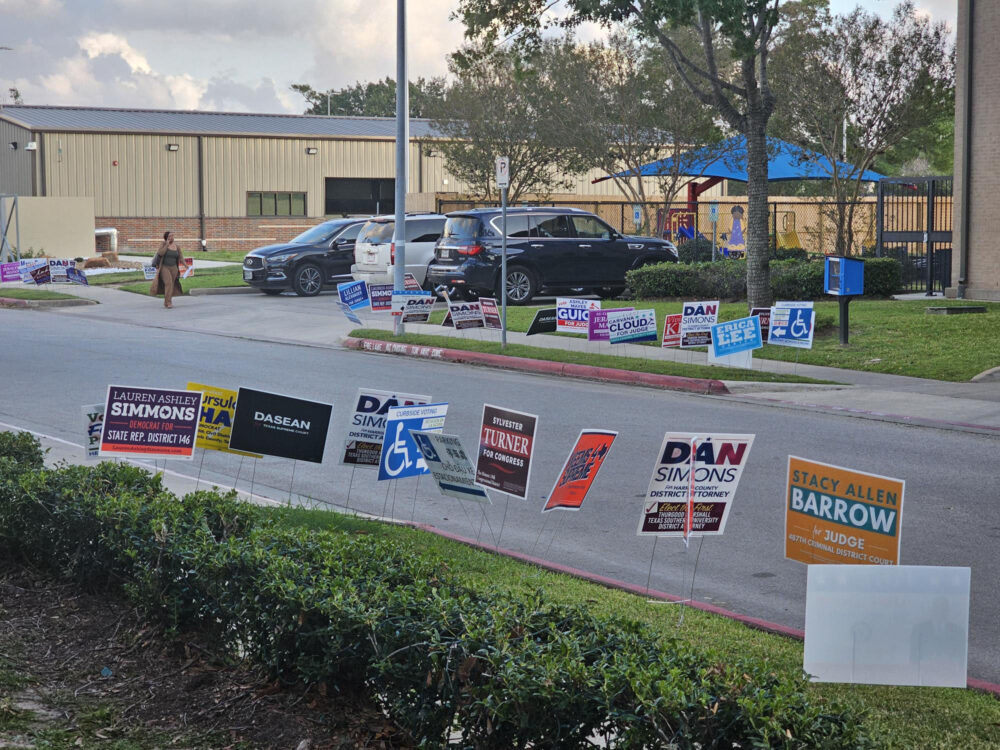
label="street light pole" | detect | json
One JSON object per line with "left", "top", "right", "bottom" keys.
{"left": 392, "top": 0, "right": 408, "bottom": 334}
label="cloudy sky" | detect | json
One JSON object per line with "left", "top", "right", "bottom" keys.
{"left": 0, "top": 0, "right": 956, "bottom": 114}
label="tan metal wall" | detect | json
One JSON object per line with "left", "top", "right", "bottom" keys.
{"left": 0, "top": 119, "right": 34, "bottom": 196}
{"left": 41, "top": 132, "right": 199, "bottom": 217}
{"left": 9, "top": 196, "right": 95, "bottom": 258}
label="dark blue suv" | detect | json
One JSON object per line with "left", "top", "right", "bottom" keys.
{"left": 425, "top": 207, "right": 677, "bottom": 304}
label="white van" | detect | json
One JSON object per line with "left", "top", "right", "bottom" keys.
{"left": 351, "top": 213, "right": 447, "bottom": 287}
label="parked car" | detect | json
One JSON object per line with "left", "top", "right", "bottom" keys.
{"left": 425, "top": 207, "right": 678, "bottom": 304}
{"left": 242, "top": 218, "right": 368, "bottom": 297}
{"left": 351, "top": 213, "right": 447, "bottom": 288}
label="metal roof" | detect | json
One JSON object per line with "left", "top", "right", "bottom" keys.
{"left": 0, "top": 104, "right": 439, "bottom": 139}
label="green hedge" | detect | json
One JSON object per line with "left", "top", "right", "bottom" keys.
{"left": 0, "top": 432, "right": 869, "bottom": 749}
{"left": 628, "top": 257, "right": 903, "bottom": 301}
{"left": 677, "top": 238, "right": 809, "bottom": 264}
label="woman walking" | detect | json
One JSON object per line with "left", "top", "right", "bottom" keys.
{"left": 151, "top": 231, "right": 183, "bottom": 308}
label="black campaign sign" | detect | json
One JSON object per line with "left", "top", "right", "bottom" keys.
{"left": 229, "top": 388, "right": 333, "bottom": 463}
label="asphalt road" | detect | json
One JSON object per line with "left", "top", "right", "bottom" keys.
{"left": 2, "top": 310, "right": 998, "bottom": 684}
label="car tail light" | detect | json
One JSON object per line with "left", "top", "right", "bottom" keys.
{"left": 457, "top": 244, "right": 484, "bottom": 256}
{"left": 390, "top": 242, "right": 395, "bottom": 264}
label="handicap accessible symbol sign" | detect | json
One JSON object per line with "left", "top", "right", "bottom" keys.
{"left": 768, "top": 307, "right": 815, "bottom": 349}
{"left": 378, "top": 402, "right": 449, "bottom": 481}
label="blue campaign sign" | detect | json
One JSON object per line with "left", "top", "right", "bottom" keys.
{"left": 711, "top": 316, "right": 763, "bottom": 358}
{"left": 378, "top": 402, "right": 449, "bottom": 481}
{"left": 337, "top": 280, "right": 370, "bottom": 310}
{"left": 768, "top": 306, "right": 815, "bottom": 349}
{"left": 338, "top": 301, "right": 362, "bottom": 325}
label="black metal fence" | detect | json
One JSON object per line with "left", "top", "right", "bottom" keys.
{"left": 437, "top": 197, "right": 879, "bottom": 258}
{"left": 876, "top": 177, "right": 953, "bottom": 294}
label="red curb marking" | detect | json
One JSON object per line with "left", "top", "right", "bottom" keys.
{"left": 344, "top": 336, "right": 729, "bottom": 395}
{"left": 407, "top": 522, "right": 1000, "bottom": 697}
{"left": 0, "top": 297, "right": 29, "bottom": 307}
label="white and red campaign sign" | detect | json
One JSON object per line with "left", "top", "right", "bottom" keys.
{"left": 543, "top": 429, "right": 617, "bottom": 512}
{"left": 99, "top": 385, "right": 203, "bottom": 459}
{"left": 661, "top": 313, "right": 683, "bottom": 348}
{"left": 475, "top": 404, "right": 538, "bottom": 499}
{"left": 556, "top": 298, "right": 601, "bottom": 333}
{"left": 479, "top": 297, "right": 503, "bottom": 330}
{"left": 449, "top": 300, "right": 486, "bottom": 330}
{"left": 638, "top": 433, "right": 755, "bottom": 540}
{"left": 680, "top": 300, "right": 719, "bottom": 348}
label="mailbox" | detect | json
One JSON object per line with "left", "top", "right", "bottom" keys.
{"left": 825, "top": 256, "right": 864, "bottom": 296}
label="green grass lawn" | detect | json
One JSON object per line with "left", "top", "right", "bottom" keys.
{"left": 438, "top": 298, "right": 999, "bottom": 382}
{"left": 113, "top": 266, "right": 248, "bottom": 294}
{"left": 266, "top": 505, "right": 1000, "bottom": 750}
{"left": 124, "top": 249, "right": 248, "bottom": 262}
{"left": 0, "top": 287, "right": 81, "bottom": 301}
{"left": 351, "top": 327, "right": 836, "bottom": 384}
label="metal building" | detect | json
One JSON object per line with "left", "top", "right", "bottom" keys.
{"left": 0, "top": 104, "right": 717, "bottom": 253}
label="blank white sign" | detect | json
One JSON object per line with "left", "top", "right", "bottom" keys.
{"left": 804, "top": 565, "right": 970, "bottom": 687}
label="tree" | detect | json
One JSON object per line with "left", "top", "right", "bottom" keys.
{"left": 770, "top": 1, "right": 954, "bottom": 253}
{"left": 550, "top": 32, "right": 724, "bottom": 233}
{"left": 427, "top": 44, "right": 583, "bottom": 204}
{"left": 457, "top": 0, "right": 782, "bottom": 308}
{"left": 7, "top": 87, "right": 22, "bottom": 104}
{"left": 290, "top": 77, "right": 445, "bottom": 118}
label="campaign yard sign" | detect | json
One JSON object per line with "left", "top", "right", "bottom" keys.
{"left": 543, "top": 429, "right": 617, "bottom": 512}
{"left": 82, "top": 403, "right": 104, "bottom": 459}
{"left": 186, "top": 382, "right": 261, "bottom": 457}
{"left": 750, "top": 307, "right": 771, "bottom": 340}
{"left": 768, "top": 306, "right": 815, "bottom": 349}
{"left": 404, "top": 273, "right": 422, "bottom": 290}
{"left": 48, "top": 258, "right": 72, "bottom": 283}
{"left": 661, "top": 313, "right": 682, "bottom": 348}
{"left": 0, "top": 261, "right": 20, "bottom": 282}
{"left": 680, "top": 300, "right": 719, "bottom": 347}
{"left": 99, "top": 385, "right": 202, "bottom": 459}
{"left": 342, "top": 388, "right": 430, "bottom": 466}
{"left": 556, "top": 298, "right": 601, "bottom": 333}
{"left": 588, "top": 307, "right": 633, "bottom": 342}
{"left": 143, "top": 265, "right": 158, "bottom": 280}
{"left": 29, "top": 263, "right": 51, "bottom": 285}
{"left": 338, "top": 301, "right": 362, "bottom": 325}
{"left": 19, "top": 259, "right": 46, "bottom": 283}
{"left": 66, "top": 267, "right": 89, "bottom": 285}
{"left": 229, "top": 388, "right": 333, "bottom": 463}
{"left": 607, "top": 309, "right": 658, "bottom": 344}
{"left": 449, "top": 300, "right": 486, "bottom": 330}
{"left": 476, "top": 404, "right": 538, "bottom": 499}
{"left": 479, "top": 297, "right": 503, "bottom": 330}
{"left": 526, "top": 308, "right": 557, "bottom": 336}
{"left": 337, "top": 280, "right": 370, "bottom": 310}
{"left": 377, "top": 402, "right": 449, "bottom": 481}
{"left": 638, "top": 433, "right": 755, "bottom": 538}
{"left": 412, "top": 431, "right": 489, "bottom": 502}
{"left": 369, "top": 283, "right": 393, "bottom": 311}
{"left": 710, "top": 315, "right": 762, "bottom": 358}
{"left": 785, "top": 456, "right": 904, "bottom": 566}
{"left": 392, "top": 291, "right": 434, "bottom": 322}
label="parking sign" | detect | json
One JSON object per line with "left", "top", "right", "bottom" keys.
{"left": 496, "top": 157, "right": 510, "bottom": 189}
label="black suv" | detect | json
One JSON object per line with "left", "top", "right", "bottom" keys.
{"left": 425, "top": 207, "right": 677, "bottom": 304}
{"left": 242, "top": 218, "right": 368, "bottom": 296}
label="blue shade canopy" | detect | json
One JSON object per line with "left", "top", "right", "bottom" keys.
{"left": 607, "top": 135, "right": 884, "bottom": 183}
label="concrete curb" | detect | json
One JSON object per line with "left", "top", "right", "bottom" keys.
{"left": 971, "top": 365, "right": 1000, "bottom": 383}
{"left": 189, "top": 286, "right": 257, "bottom": 296}
{"left": 344, "top": 336, "right": 730, "bottom": 395}
{"left": 408, "top": 522, "right": 1000, "bottom": 697}
{"left": 0, "top": 296, "right": 97, "bottom": 308}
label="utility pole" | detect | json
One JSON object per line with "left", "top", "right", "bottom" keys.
{"left": 392, "top": 0, "right": 408, "bottom": 334}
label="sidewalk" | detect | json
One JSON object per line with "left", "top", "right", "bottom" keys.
{"left": 11, "top": 283, "right": 1000, "bottom": 434}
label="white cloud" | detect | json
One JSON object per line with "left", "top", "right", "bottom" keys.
{"left": 0, "top": 0, "right": 63, "bottom": 18}
{"left": 79, "top": 32, "right": 152, "bottom": 74}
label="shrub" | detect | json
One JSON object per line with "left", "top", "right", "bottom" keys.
{"left": 769, "top": 259, "right": 825, "bottom": 301}
{"left": 0, "top": 433, "right": 870, "bottom": 749}
{"left": 627, "top": 260, "right": 747, "bottom": 301}
{"left": 862, "top": 257, "right": 904, "bottom": 297}
{"left": 677, "top": 237, "right": 715, "bottom": 263}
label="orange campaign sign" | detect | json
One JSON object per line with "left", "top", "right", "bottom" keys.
{"left": 785, "top": 456, "right": 904, "bottom": 566}
{"left": 543, "top": 429, "right": 617, "bottom": 512}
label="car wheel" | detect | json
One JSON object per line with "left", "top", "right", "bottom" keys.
{"left": 596, "top": 286, "right": 626, "bottom": 299}
{"left": 292, "top": 263, "right": 323, "bottom": 297}
{"left": 498, "top": 266, "right": 537, "bottom": 306}
{"left": 260, "top": 289, "right": 283, "bottom": 296}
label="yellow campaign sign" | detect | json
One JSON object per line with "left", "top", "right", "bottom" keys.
{"left": 785, "top": 456, "right": 903, "bottom": 566}
{"left": 186, "top": 382, "right": 262, "bottom": 458}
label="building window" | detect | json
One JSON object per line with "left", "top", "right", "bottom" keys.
{"left": 247, "top": 191, "right": 307, "bottom": 217}
{"left": 325, "top": 178, "right": 395, "bottom": 215}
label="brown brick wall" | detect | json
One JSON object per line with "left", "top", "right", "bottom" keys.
{"left": 93, "top": 216, "right": 327, "bottom": 253}
{"left": 951, "top": 0, "right": 1000, "bottom": 300}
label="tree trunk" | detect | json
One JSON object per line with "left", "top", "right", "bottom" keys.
{"left": 744, "top": 121, "right": 771, "bottom": 308}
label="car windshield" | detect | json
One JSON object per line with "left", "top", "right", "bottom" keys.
{"left": 442, "top": 217, "right": 480, "bottom": 239}
{"left": 291, "top": 223, "right": 342, "bottom": 244}
{"left": 359, "top": 221, "right": 395, "bottom": 244}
